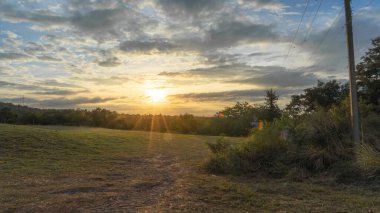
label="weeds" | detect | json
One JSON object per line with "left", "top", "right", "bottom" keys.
{"left": 206, "top": 104, "right": 380, "bottom": 183}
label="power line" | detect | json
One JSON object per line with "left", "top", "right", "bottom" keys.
{"left": 303, "top": 0, "right": 324, "bottom": 42}
{"left": 366, "top": 0, "right": 375, "bottom": 7}
{"left": 289, "top": 5, "right": 344, "bottom": 71}
{"left": 310, "top": 6, "right": 344, "bottom": 58}
{"left": 285, "top": 0, "right": 311, "bottom": 59}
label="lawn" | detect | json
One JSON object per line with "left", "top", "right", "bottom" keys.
{"left": 0, "top": 124, "right": 379, "bottom": 212}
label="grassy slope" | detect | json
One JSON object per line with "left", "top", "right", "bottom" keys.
{"left": 1, "top": 124, "right": 379, "bottom": 212}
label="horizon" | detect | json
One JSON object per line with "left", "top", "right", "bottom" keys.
{"left": 1, "top": 0, "right": 379, "bottom": 116}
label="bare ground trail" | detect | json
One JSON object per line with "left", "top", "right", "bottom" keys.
{"left": 13, "top": 154, "right": 201, "bottom": 212}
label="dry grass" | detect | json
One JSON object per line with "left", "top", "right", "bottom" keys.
{"left": 1, "top": 124, "right": 379, "bottom": 212}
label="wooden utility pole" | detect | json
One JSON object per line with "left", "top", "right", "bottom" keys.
{"left": 344, "top": 0, "right": 360, "bottom": 144}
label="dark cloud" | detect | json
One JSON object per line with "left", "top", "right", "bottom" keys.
{"left": 170, "top": 88, "right": 295, "bottom": 103}
{"left": 0, "top": 1, "right": 156, "bottom": 40}
{"left": 69, "top": 8, "right": 146, "bottom": 38}
{"left": 24, "top": 42, "right": 46, "bottom": 54}
{"left": 160, "top": 64, "right": 321, "bottom": 89}
{"left": 171, "top": 19, "right": 279, "bottom": 51}
{"left": 65, "top": 1, "right": 157, "bottom": 40}
{"left": 186, "top": 63, "right": 254, "bottom": 77}
{"left": 157, "top": 0, "right": 225, "bottom": 20}
{"left": 29, "top": 89, "right": 88, "bottom": 96}
{"left": 0, "top": 2, "right": 67, "bottom": 24}
{"left": 227, "top": 70, "right": 318, "bottom": 88}
{"left": 0, "top": 96, "right": 118, "bottom": 108}
{"left": 240, "top": 0, "right": 279, "bottom": 6}
{"left": 0, "top": 80, "right": 43, "bottom": 90}
{"left": 39, "top": 97, "right": 117, "bottom": 107}
{"left": 159, "top": 64, "right": 274, "bottom": 79}
{"left": 0, "top": 80, "right": 82, "bottom": 93}
{"left": 37, "top": 55, "right": 62, "bottom": 62}
{"left": 205, "top": 20, "right": 278, "bottom": 48}
{"left": 158, "top": 71, "right": 184, "bottom": 77}
{"left": 237, "top": 0, "right": 284, "bottom": 11}
{"left": 39, "top": 79, "right": 82, "bottom": 88}
{"left": 203, "top": 53, "right": 242, "bottom": 65}
{"left": 0, "top": 52, "right": 30, "bottom": 60}
{"left": 119, "top": 40, "right": 177, "bottom": 54}
{"left": 248, "top": 52, "right": 270, "bottom": 57}
{"left": 97, "top": 56, "right": 121, "bottom": 67}
{"left": 75, "top": 76, "right": 130, "bottom": 85}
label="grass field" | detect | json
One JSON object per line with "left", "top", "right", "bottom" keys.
{"left": 1, "top": 124, "right": 380, "bottom": 212}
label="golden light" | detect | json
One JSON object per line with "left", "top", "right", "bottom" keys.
{"left": 146, "top": 89, "right": 167, "bottom": 103}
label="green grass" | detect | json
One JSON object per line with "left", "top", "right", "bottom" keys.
{"left": 1, "top": 124, "right": 380, "bottom": 212}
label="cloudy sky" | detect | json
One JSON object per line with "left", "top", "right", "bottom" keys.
{"left": 0, "top": 0, "right": 379, "bottom": 115}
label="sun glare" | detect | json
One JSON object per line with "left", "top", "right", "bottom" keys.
{"left": 146, "top": 89, "right": 167, "bottom": 103}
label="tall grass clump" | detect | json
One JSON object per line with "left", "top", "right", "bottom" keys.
{"left": 290, "top": 107, "right": 354, "bottom": 172}
{"left": 206, "top": 123, "right": 288, "bottom": 177}
{"left": 357, "top": 143, "right": 380, "bottom": 179}
{"left": 205, "top": 103, "right": 367, "bottom": 180}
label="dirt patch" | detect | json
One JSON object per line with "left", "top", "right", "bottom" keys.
{"left": 52, "top": 187, "right": 115, "bottom": 195}
{"left": 12, "top": 154, "right": 186, "bottom": 212}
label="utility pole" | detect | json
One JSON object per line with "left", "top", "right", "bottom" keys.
{"left": 344, "top": 0, "right": 360, "bottom": 145}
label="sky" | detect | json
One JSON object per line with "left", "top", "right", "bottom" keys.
{"left": 0, "top": 0, "right": 379, "bottom": 115}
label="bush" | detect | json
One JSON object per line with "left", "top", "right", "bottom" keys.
{"left": 205, "top": 138, "right": 235, "bottom": 173}
{"left": 357, "top": 143, "right": 380, "bottom": 176}
{"left": 360, "top": 108, "right": 380, "bottom": 151}
{"left": 206, "top": 98, "right": 380, "bottom": 183}
{"left": 290, "top": 105, "right": 354, "bottom": 172}
{"left": 206, "top": 125, "right": 289, "bottom": 177}
{"left": 205, "top": 104, "right": 358, "bottom": 179}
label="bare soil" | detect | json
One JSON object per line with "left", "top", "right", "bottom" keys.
{"left": 11, "top": 155, "right": 204, "bottom": 213}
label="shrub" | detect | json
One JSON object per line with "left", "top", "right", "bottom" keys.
{"left": 206, "top": 125, "right": 289, "bottom": 177}
{"left": 291, "top": 106, "right": 354, "bottom": 172}
{"left": 235, "top": 127, "right": 288, "bottom": 175}
{"left": 205, "top": 138, "right": 235, "bottom": 173}
{"left": 205, "top": 99, "right": 379, "bottom": 183}
{"left": 357, "top": 143, "right": 380, "bottom": 176}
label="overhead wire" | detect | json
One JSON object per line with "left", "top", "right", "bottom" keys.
{"left": 303, "top": 0, "right": 324, "bottom": 43}
{"left": 285, "top": 0, "right": 311, "bottom": 60}
{"left": 309, "top": 6, "right": 344, "bottom": 59}
{"left": 287, "top": 0, "right": 377, "bottom": 72}
{"left": 366, "top": 0, "right": 375, "bottom": 7}
{"left": 285, "top": 4, "right": 345, "bottom": 73}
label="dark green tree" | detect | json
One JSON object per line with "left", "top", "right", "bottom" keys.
{"left": 263, "top": 89, "right": 281, "bottom": 122}
{"left": 356, "top": 37, "right": 380, "bottom": 106}
{"left": 286, "top": 80, "right": 348, "bottom": 115}
{"left": 0, "top": 107, "right": 16, "bottom": 123}
{"left": 218, "top": 102, "right": 258, "bottom": 136}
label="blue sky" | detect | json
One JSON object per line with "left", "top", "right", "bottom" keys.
{"left": 0, "top": 0, "right": 379, "bottom": 115}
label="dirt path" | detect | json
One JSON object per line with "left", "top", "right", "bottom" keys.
{"left": 14, "top": 154, "right": 194, "bottom": 213}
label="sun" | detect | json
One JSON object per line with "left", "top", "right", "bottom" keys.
{"left": 146, "top": 89, "right": 167, "bottom": 103}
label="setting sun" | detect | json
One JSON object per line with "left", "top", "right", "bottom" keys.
{"left": 146, "top": 89, "right": 167, "bottom": 103}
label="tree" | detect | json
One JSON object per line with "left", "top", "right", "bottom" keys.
{"left": 356, "top": 37, "right": 380, "bottom": 106}
{"left": 217, "top": 102, "right": 258, "bottom": 136}
{"left": 263, "top": 89, "right": 281, "bottom": 122}
{"left": 286, "top": 80, "right": 348, "bottom": 115}
{"left": 220, "top": 102, "right": 255, "bottom": 119}
{"left": 0, "top": 107, "right": 16, "bottom": 123}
